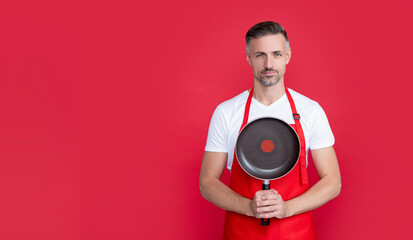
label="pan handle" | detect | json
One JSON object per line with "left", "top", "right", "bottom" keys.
{"left": 261, "top": 180, "right": 270, "bottom": 226}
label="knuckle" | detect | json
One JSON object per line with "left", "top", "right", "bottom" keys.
{"left": 269, "top": 200, "right": 277, "bottom": 205}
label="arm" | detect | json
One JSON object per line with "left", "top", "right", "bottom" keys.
{"left": 199, "top": 151, "right": 254, "bottom": 216}
{"left": 285, "top": 146, "right": 341, "bottom": 217}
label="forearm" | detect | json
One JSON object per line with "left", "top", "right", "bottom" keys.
{"left": 286, "top": 174, "right": 341, "bottom": 217}
{"left": 200, "top": 177, "right": 253, "bottom": 217}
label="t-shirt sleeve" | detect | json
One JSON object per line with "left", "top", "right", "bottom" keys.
{"left": 308, "top": 103, "right": 335, "bottom": 150}
{"left": 205, "top": 106, "right": 228, "bottom": 153}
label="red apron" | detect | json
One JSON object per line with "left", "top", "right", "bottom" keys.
{"left": 223, "top": 87, "right": 316, "bottom": 240}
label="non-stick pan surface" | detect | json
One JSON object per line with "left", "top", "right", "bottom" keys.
{"left": 235, "top": 117, "right": 300, "bottom": 180}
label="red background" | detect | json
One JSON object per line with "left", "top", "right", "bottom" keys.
{"left": 1, "top": 0, "right": 412, "bottom": 239}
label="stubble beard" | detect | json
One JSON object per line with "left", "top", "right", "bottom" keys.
{"left": 256, "top": 70, "right": 281, "bottom": 87}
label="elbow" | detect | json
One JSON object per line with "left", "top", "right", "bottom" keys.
{"left": 325, "top": 172, "right": 341, "bottom": 199}
{"left": 199, "top": 181, "right": 206, "bottom": 199}
{"left": 199, "top": 176, "right": 219, "bottom": 202}
{"left": 199, "top": 178, "right": 210, "bottom": 200}
{"left": 332, "top": 179, "right": 342, "bottom": 199}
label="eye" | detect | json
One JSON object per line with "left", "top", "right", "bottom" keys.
{"left": 256, "top": 54, "right": 263, "bottom": 58}
{"left": 275, "top": 53, "right": 282, "bottom": 57}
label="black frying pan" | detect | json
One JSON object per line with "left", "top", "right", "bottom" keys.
{"left": 235, "top": 117, "right": 300, "bottom": 226}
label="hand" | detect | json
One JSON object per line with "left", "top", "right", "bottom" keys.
{"left": 250, "top": 189, "right": 290, "bottom": 219}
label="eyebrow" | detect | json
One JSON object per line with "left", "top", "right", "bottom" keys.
{"left": 254, "top": 51, "right": 283, "bottom": 55}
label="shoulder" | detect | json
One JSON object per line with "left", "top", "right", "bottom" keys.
{"left": 288, "top": 89, "right": 335, "bottom": 148}
{"left": 205, "top": 90, "right": 249, "bottom": 153}
{"left": 215, "top": 90, "right": 249, "bottom": 113}
{"left": 288, "top": 88, "right": 321, "bottom": 115}
{"left": 288, "top": 88, "right": 318, "bottom": 107}
{"left": 208, "top": 90, "right": 249, "bottom": 129}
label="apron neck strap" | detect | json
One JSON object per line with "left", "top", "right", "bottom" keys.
{"left": 240, "top": 88, "right": 254, "bottom": 132}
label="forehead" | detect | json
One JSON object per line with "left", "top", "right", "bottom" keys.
{"left": 249, "top": 34, "right": 287, "bottom": 52}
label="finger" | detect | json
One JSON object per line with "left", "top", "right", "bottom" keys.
{"left": 260, "top": 193, "right": 279, "bottom": 201}
{"left": 257, "top": 199, "right": 277, "bottom": 207}
{"left": 254, "top": 191, "right": 263, "bottom": 198}
{"left": 273, "top": 192, "right": 284, "bottom": 200}
{"left": 272, "top": 204, "right": 283, "bottom": 211}
{"left": 261, "top": 210, "right": 286, "bottom": 219}
{"left": 255, "top": 190, "right": 270, "bottom": 197}
{"left": 257, "top": 205, "right": 277, "bottom": 213}
{"left": 260, "top": 212, "right": 277, "bottom": 219}
{"left": 256, "top": 190, "right": 273, "bottom": 199}
{"left": 272, "top": 210, "right": 285, "bottom": 219}
{"left": 266, "top": 193, "right": 284, "bottom": 201}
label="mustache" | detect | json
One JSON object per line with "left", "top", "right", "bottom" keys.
{"left": 261, "top": 68, "right": 278, "bottom": 74}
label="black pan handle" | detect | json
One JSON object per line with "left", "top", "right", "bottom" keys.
{"left": 261, "top": 181, "right": 270, "bottom": 226}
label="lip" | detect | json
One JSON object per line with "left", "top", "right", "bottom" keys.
{"left": 263, "top": 72, "right": 276, "bottom": 75}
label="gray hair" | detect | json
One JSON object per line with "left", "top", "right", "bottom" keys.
{"left": 246, "top": 21, "right": 289, "bottom": 53}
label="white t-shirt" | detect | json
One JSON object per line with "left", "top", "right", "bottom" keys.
{"left": 205, "top": 88, "right": 335, "bottom": 170}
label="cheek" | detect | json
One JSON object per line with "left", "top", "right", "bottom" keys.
{"left": 275, "top": 61, "right": 287, "bottom": 69}
{"left": 251, "top": 64, "right": 261, "bottom": 72}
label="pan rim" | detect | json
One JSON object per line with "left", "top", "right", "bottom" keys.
{"left": 235, "top": 117, "right": 301, "bottom": 181}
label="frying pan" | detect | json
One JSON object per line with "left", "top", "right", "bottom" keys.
{"left": 235, "top": 117, "right": 300, "bottom": 226}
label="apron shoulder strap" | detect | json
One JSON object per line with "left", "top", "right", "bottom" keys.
{"left": 285, "top": 87, "right": 309, "bottom": 186}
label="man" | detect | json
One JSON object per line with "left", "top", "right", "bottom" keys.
{"left": 199, "top": 21, "right": 341, "bottom": 239}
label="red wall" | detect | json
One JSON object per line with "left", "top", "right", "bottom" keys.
{"left": 1, "top": 0, "right": 412, "bottom": 239}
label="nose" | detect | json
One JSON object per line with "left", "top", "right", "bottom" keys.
{"left": 264, "top": 56, "right": 273, "bottom": 69}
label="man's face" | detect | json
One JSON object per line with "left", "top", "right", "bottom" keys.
{"left": 246, "top": 34, "right": 291, "bottom": 87}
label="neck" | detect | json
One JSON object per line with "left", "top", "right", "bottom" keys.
{"left": 252, "top": 79, "right": 286, "bottom": 106}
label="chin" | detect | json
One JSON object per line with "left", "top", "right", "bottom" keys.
{"left": 260, "top": 78, "right": 279, "bottom": 87}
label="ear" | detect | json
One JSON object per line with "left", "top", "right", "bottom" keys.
{"left": 246, "top": 51, "right": 252, "bottom": 66}
{"left": 286, "top": 47, "right": 292, "bottom": 64}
